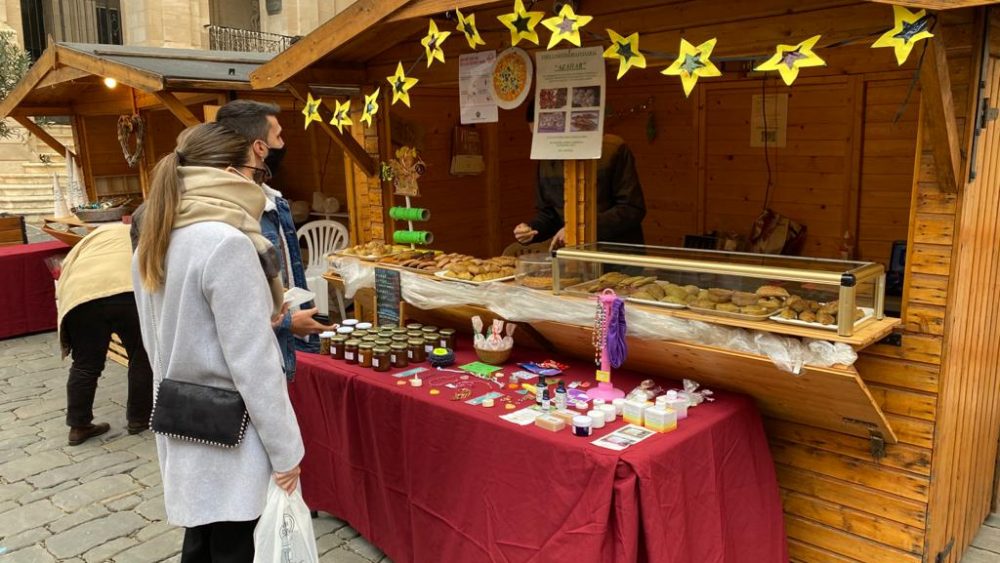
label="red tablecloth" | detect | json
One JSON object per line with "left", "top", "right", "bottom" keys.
{"left": 0, "top": 241, "right": 68, "bottom": 340}
{"left": 291, "top": 350, "right": 786, "bottom": 563}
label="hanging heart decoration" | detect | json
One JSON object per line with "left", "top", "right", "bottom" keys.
{"left": 117, "top": 114, "right": 145, "bottom": 168}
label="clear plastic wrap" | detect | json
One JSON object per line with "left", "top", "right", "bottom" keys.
{"left": 331, "top": 257, "right": 858, "bottom": 372}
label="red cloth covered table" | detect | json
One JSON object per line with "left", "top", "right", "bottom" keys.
{"left": 291, "top": 350, "right": 786, "bottom": 563}
{"left": 0, "top": 241, "right": 68, "bottom": 340}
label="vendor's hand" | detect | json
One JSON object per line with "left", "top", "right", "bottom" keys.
{"left": 514, "top": 223, "right": 538, "bottom": 244}
{"left": 549, "top": 227, "right": 567, "bottom": 251}
{"left": 271, "top": 302, "right": 290, "bottom": 328}
{"left": 291, "top": 308, "right": 336, "bottom": 337}
{"left": 274, "top": 465, "right": 300, "bottom": 495}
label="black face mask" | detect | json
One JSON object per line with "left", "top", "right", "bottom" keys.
{"left": 264, "top": 145, "right": 286, "bottom": 176}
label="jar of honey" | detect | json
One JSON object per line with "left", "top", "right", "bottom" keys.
{"left": 372, "top": 346, "right": 391, "bottom": 372}
{"left": 438, "top": 328, "right": 456, "bottom": 349}
{"left": 423, "top": 334, "right": 438, "bottom": 354}
{"left": 358, "top": 343, "right": 375, "bottom": 368}
{"left": 407, "top": 338, "right": 427, "bottom": 363}
{"left": 344, "top": 339, "right": 360, "bottom": 364}
{"left": 330, "top": 335, "right": 348, "bottom": 360}
{"left": 406, "top": 323, "right": 423, "bottom": 331}
{"left": 390, "top": 343, "right": 409, "bottom": 368}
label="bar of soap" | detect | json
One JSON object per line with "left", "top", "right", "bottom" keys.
{"left": 550, "top": 409, "right": 577, "bottom": 425}
{"left": 534, "top": 414, "right": 566, "bottom": 432}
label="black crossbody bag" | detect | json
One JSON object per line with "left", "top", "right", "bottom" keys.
{"left": 146, "top": 299, "right": 249, "bottom": 448}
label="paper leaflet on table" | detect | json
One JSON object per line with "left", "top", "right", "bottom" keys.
{"left": 592, "top": 424, "right": 657, "bottom": 451}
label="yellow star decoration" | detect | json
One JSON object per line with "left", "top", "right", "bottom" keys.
{"left": 420, "top": 19, "right": 451, "bottom": 67}
{"left": 360, "top": 88, "right": 380, "bottom": 127}
{"left": 871, "top": 5, "right": 934, "bottom": 66}
{"left": 330, "top": 99, "right": 353, "bottom": 133}
{"left": 603, "top": 29, "right": 646, "bottom": 80}
{"left": 386, "top": 62, "right": 419, "bottom": 107}
{"left": 541, "top": 3, "right": 592, "bottom": 50}
{"left": 497, "top": 0, "right": 544, "bottom": 47}
{"left": 301, "top": 92, "right": 323, "bottom": 129}
{"left": 661, "top": 38, "right": 721, "bottom": 97}
{"left": 754, "top": 35, "right": 826, "bottom": 86}
{"left": 456, "top": 9, "right": 485, "bottom": 50}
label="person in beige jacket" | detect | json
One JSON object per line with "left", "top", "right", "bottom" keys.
{"left": 57, "top": 222, "right": 152, "bottom": 446}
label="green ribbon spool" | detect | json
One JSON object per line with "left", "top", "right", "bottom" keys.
{"left": 389, "top": 207, "right": 431, "bottom": 221}
{"left": 393, "top": 230, "right": 434, "bottom": 245}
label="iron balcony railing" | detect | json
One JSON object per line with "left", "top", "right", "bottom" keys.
{"left": 205, "top": 25, "right": 295, "bottom": 53}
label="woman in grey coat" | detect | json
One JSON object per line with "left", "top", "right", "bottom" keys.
{"left": 133, "top": 122, "right": 304, "bottom": 563}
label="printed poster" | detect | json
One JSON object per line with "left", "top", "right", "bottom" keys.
{"left": 459, "top": 51, "right": 498, "bottom": 124}
{"left": 530, "top": 46, "right": 606, "bottom": 160}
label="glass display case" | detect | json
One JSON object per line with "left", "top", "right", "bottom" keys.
{"left": 553, "top": 243, "right": 887, "bottom": 337}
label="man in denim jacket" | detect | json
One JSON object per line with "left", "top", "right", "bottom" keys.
{"left": 217, "top": 100, "right": 334, "bottom": 380}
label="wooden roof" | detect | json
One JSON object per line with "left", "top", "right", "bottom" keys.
{"left": 0, "top": 42, "right": 273, "bottom": 121}
{"left": 250, "top": 0, "right": 989, "bottom": 90}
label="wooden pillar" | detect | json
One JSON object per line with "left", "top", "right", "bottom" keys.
{"left": 71, "top": 115, "right": 97, "bottom": 202}
{"left": 563, "top": 159, "right": 597, "bottom": 246}
{"left": 376, "top": 88, "right": 394, "bottom": 244}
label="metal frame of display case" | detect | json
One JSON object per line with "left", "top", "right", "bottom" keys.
{"left": 553, "top": 243, "right": 887, "bottom": 337}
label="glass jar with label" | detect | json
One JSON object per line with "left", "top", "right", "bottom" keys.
{"left": 352, "top": 330, "right": 370, "bottom": 340}
{"left": 344, "top": 339, "right": 361, "bottom": 364}
{"left": 423, "top": 334, "right": 438, "bottom": 354}
{"left": 407, "top": 338, "right": 427, "bottom": 363}
{"left": 390, "top": 343, "right": 409, "bottom": 368}
{"left": 406, "top": 323, "right": 423, "bottom": 331}
{"left": 421, "top": 326, "right": 439, "bottom": 336}
{"left": 372, "top": 346, "right": 391, "bottom": 372}
{"left": 438, "top": 328, "right": 456, "bottom": 349}
{"left": 358, "top": 343, "right": 375, "bottom": 368}
{"left": 391, "top": 327, "right": 408, "bottom": 338}
{"left": 330, "top": 335, "right": 348, "bottom": 360}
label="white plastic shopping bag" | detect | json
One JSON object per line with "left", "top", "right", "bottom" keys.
{"left": 253, "top": 478, "right": 319, "bottom": 563}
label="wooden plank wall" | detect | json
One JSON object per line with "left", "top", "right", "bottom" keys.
{"left": 926, "top": 8, "right": 1000, "bottom": 559}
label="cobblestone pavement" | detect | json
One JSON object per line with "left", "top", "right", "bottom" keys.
{"left": 0, "top": 331, "right": 391, "bottom": 563}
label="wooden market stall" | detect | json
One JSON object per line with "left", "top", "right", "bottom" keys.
{"left": 251, "top": 0, "right": 1000, "bottom": 561}
{"left": 0, "top": 42, "right": 351, "bottom": 216}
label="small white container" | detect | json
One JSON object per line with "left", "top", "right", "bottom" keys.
{"left": 587, "top": 409, "right": 606, "bottom": 429}
{"left": 612, "top": 398, "right": 626, "bottom": 415}
{"left": 599, "top": 404, "right": 617, "bottom": 424}
{"left": 572, "top": 415, "right": 593, "bottom": 437}
{"left": 662, "top": 390, "right": 689, "bottom": 420}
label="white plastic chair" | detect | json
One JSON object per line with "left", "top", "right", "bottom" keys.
{"left": 296, "top": 220, "right": 349, "bottom": 319}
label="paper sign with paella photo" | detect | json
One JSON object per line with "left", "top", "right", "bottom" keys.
{"left": 530, "top": 46, "right": 606, "bottom": 160}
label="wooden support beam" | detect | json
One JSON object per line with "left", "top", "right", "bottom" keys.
{"left": 285, "top": 83, "right": 378, "bottom": 178}
{"left": 920, "top": 30, "right": 963, "bottom": 193}
{"left": 249, "top": 0, "right": 411, "bottom": 89}
{"left": 13, "top": 116, "right": 72, "bottom": 159}
{"left": 484, "top": 123, "right": 501, "bottom": 257}
{"left": 865, "top": 0, "right": 997, "bottom": 9}
{"left": 36, "top": 66, "right": 92, "bottom": 89}
{"left": 563, "top": 160, "right": 597, "bottom": 246}
{"left": 152, "top": 91, "right": 201, "bottom": 127}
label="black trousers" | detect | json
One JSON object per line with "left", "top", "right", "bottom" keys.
{"left": 181, "top": 519, "right": 258, "bottom": 563}
{"left": 64, "top": 292, "right": 153, "bottom": 428}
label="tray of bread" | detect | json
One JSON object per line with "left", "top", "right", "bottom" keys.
{"left": 435, "top": 256, "right": 518, "bottom": 284}
{"left": 376, "top": 249, "right": 442, "bottom": 272}
{"left": 684, "top": 285, "right": 788, "bottom": 320}
{"left": 771, "top": 298, "right": 873, "bottom": 329}
{"left": 335, "top": 241, "right": 407, "bottom": 261}
{"left": 563, "top": 273, "right": 689, "bottom": 309}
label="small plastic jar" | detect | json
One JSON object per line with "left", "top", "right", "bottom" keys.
{"left": 358, "top": 343, "right": 375, "bottom": 368}
{"left": 372, "top": 346, "right": 391, "bottom": 372}
{"left": 407, "top": 338, "right": 427, "bottom": 363}
{"left": 330, "top": 335, "right": 348, "bottom": 360}
{"left": 344, "top": 339, "right": 360, "bottom": 365}
{"left": 438, "top": 328, "right": 456, "bottom": 349}
{"left": 390, "top": 343, "right": 409, "bottom": 368}
{"left": 572, "top": 415, "right": 593, "bottom": 437}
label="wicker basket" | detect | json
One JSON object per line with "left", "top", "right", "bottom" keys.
{"left": 73, "top": 206, "right": 128, "bottom": 223}
{"left": 474, "top": 346, "right": 512, "bottom": 365}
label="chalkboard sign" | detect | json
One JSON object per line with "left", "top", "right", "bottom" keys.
{"left": 374, "top": 267, "right": 402, "bottom": 327}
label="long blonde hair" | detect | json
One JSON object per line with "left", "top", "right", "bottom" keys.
{"left": 136, "top": 122, "right": 251, "bottom": 290}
